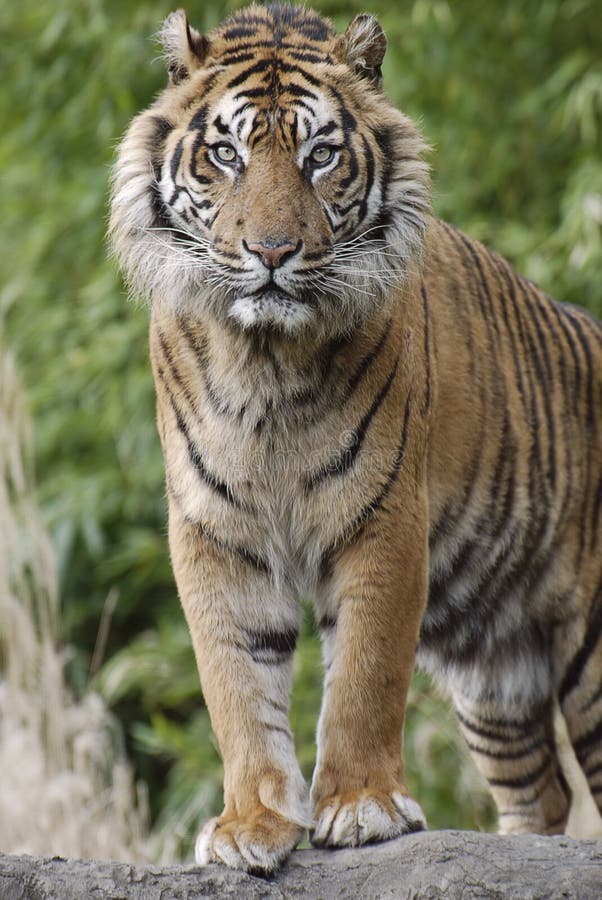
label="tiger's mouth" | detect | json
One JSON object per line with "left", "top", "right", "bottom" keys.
{"left": 228, "top": 287, "right": 317, "bottom": 332}
{"left": 245, "top": 286, "right": 314, "bottom": 305}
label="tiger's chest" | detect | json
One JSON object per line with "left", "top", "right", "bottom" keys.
{"left": 153, "top": 312, "right": 414, "bottom": 589}
{"left": 161, "top": 394, "right": 401, "bottom": 590}
{"left": 157, "top": 357, "right": 374, "bottom": 586}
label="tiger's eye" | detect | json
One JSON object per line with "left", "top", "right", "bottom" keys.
{"left": 214, "top": 144, "right": 237, "bottom": 163}
{"left": 310, "top": 145, "right": 335, "bottom": 165}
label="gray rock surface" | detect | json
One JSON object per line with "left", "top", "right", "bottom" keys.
{"left": 1, "top": 831, "right": 601, "bottom": 899}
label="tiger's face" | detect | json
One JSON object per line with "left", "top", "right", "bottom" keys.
{"left": 111, "top": 5, "right": 430, "bottom": 336}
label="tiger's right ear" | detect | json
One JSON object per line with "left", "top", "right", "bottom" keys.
{"left": 341, "top": 14, "right": 387, "bottom": 87}
{"left": 161, "top": 9, "right": 210, "bottom": 84}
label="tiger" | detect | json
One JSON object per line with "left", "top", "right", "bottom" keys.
{"left": 109, "top": 2, "right": 602, "bottom": 874}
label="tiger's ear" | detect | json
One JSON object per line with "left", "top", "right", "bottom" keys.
{"left": 161, "top": 9, "right": 210, "bottom": 85}
{"left": 342, "top": 14, "right": 387, "bottom": 87}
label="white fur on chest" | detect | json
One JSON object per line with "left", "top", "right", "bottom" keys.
{"left": 165, "top": 399, "right": 340, "bottom": 593}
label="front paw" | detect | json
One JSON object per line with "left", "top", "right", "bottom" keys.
{"left": 311, "top": 789, "right": 426, "bottom": 848}
{"left": 195, "top": 807, "right": 305, "bottom": 874}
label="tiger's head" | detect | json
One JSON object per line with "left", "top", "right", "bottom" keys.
{"left": 109, "top": 4, "right": 430, "bottom": 337}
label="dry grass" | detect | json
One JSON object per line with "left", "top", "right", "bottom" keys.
{"left": 0, "top": 340, "right": 158, "bottom": 861}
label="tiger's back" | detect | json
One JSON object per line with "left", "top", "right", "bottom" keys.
{"left": 110, "top": 3, "right": 602, "bottom": 872}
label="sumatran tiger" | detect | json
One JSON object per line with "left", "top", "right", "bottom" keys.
{"left": 109, "top": 3, "right": 602, "bottom": 873}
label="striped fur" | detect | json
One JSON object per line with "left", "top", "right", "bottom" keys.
{"left": 109, "top": 4, "right": 602, "bottom": 873}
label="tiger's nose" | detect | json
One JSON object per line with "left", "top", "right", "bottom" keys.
{"left": 243, "top": 239, "right": 301, "bottom": 269}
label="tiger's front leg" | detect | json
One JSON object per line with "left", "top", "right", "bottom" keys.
{"left": 169, "top": 512, "right": 310, "bottom": 873}
{"left": 311, "top": 495, "right": 428, "bottom": 847}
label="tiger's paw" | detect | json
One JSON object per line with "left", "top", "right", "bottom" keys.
{"left": 311, "top": 789, "right": 426, "bottom": 848}
{"left": 194, "top": 808, "right": 305, "bottom": 874}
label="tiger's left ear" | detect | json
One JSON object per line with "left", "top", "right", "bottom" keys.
{"left": 161, "top": 9, "right": 210, "bottom": 85}
{"left": 342, "top": 14, "right": 387, "bottom": 87}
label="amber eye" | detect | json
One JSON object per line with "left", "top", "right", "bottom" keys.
{"left": 213, "top": 143, "right": 237, "bottom": 164}
{"left": 309, "top": 145, "right": 336, "bottom": 166}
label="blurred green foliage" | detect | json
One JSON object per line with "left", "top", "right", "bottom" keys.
{"left": 2, "top": 0, "right": 600, "bottom": 857}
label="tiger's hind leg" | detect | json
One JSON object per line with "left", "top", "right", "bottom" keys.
{"left": 557, "top": 603, "right": 602, "bottom": 815}
{"left": 453, "top": 691, "right": 571, "bottom": 834}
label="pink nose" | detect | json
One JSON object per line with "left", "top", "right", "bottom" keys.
{"left": 244, "top": 240, "right": 300, "bottom": 269}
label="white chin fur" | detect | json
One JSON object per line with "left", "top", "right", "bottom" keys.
{"left": 228, "top": 291, "right": 315, "bottom": 332}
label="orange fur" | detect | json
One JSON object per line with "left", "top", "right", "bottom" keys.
{"left": 110, "top": 4, "right": 602, "bottom": 871}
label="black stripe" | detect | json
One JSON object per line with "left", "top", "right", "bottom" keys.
{"left": 188, "top": 105, "right": 207, "bottom": 133}
{"left": 456, "top": 709, "right": 543, "bottom": 742}
{"left": 487, "top": 273, "right": 551, "bottom": 590}
{"left": 590, "top": 471, "right": 602, "bottom": 552}
{"left": 583, "top": 760, "right": 602, "bottom": 781}
{"left": 265, "top": 697, "right": 288, "bottom": 715}
{"left": 328, "top": 86, "right": 356, "bottom": 134}
{"left": 221, "top": 26, "right": 262, "bottom": 41}
{"left": 421, "top": 283, "right": 432, "bottom": 415}
{"left": 150, "top": 115, "right": 173, "bottom": 145}
{"left": 488, "top": 756, "right": 552, "bottom": 790}
{"left": 529, "top": 291, "right": 574, "bottom": 523}
{"left": 218, "top": 50, "right": 257, "bottom": 66}
{"left": 246, "top": 627, "right": 298, "bottom": 663}
{"left": 564, "top": 307, "right": 595, "bottom": 430}
{"left": 335, "top": 395, "right": 411, "bottom": 540}
{"left": 234, "top": 544, "right": 270, "bottom": 575}
{"left": 196, "top": 523, "right": 269, "bottom": 576}
{"left": 262, "top": 722, "right": 293, "bottom": 738}
{"left": 188, "top": 109, "right": 212, "bottom": 186}
{"left": 161, "top": 373, "right": 244, "bottom": 509}
{"left": 339, "top": 144, "right": 359, "bottom": 191}
{"left": 356, "top": 135, "right": 375, "bottom": 223}
{"left": 156, "top": 331, "right": 198, "bottom": 413}
{"left": 573, "top": 716, "right": 602, "bottom": 762}
{"left": 177, "top": 318, "right": 243, "bottom": 419}
{"left": 427, "top": 407, "right": 517, "bottom": 630}
{"left": 345, "top": 319, "right": 391, "bottom": 398}
{"left": 320, "top": 396, "right": 411, "bottom": 571}
{"left": 285, "top": 49, "right": 330, "bottom": 64}
{"left": 248, "top": 629, "right": 298, "bottom": 655}
{"left": 148, "top": 118, "right": 174, "bottom": 231}
{"left": 516, "top": 278, "right": 558, "bottom": 494}
{"left": 487, "top": 253, "right": 527, "bottom": 402}
{"left": 226, "top": 57, "right": 274, "bottom": 90}
{"left": 270, "top": 60, "right": 325, "bottom": 88}
{"left": 549, "top": 299, "right": 583, "bottom": 397}
{"left": 233, "top": 86, "right": 270, "bottom": 100}
{"left": 489, "top": 410, "right": 518, "bottom": 538}
{"left": 511, "top": 773, "right": 566, "bottom": 808}
{"left": 212, "top": 114, "right": 230, "bottom": 136}
{"left": 149, "top": 183, "right": 172, "bottom": 231}
{"left": 559, "top": 602, "right": 602, "bottom": 703}
{"left": 169, "top": 136, "right": 184, "bottom": 183}
{"left": 582, "top": 681, "right": 602, "bottom": 713}
{"left": 374, "top": 125, "right": 394, "bottom": 202}
{"left": 564, "top": 309, "right": 598, "bottom": 561}
{"left": 282, "top": 81, "right": 318, "bottom": 102}
{"left": 521, "top": 279, "right": 554, "bottom": 382}
{"left": 454, "top": 228, "right": 500, "bottom": 342}
{"left": 318, "top": 615, "right": 337, "bottom": 631}
{"left": 306, "top": 357, "right": 398, "bottom": 490}
{"left": 464, "top": 737, "right": 546, "bottom": 761}
{"left": 315, "top": 120, "right": 337, "bottom": 138}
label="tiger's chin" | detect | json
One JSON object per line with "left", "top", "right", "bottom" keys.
{"left": 228, "top": 289, "right": 316, "bottom": 334}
